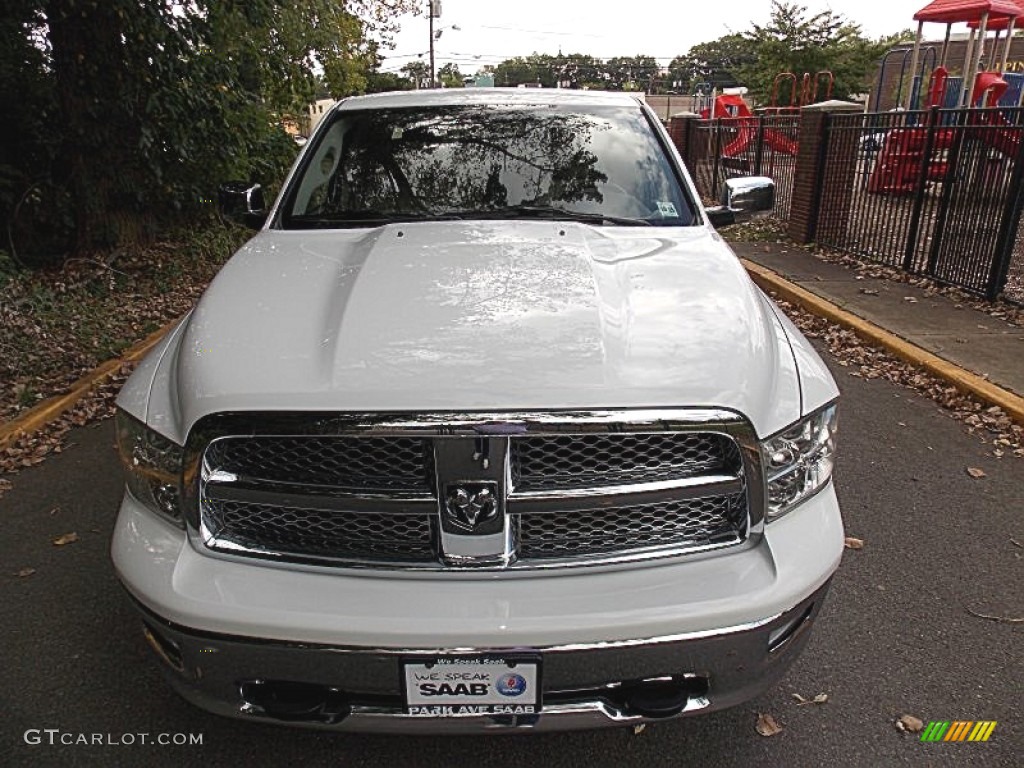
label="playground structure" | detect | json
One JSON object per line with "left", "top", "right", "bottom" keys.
{"left": 868, "top": 0, "right": 1024, "bottom": 194}
{"left": 699, "top": 93, "right": 799, "bottom": 157}
{"left": 696, "top": 71, "right": 835, "bottom": 163}
{"left": 765, "top": 71, "right": 834, "bottom": 114}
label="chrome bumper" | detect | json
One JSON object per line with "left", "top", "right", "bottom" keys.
{"left": 131, "top": 579, "right": 831, "bottom": 733}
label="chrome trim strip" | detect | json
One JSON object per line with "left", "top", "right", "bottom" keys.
{"left": 202, "top": 481, "right": 437, "bottom": 516}
{"left": 509, "top": 474, "right": 744, "bottom": 514}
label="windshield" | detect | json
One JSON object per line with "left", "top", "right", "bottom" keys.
{"left": 279, "top": 103, "right": 695, "bottom": 228}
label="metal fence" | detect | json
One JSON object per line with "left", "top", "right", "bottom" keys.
{"left": 817, "top": 106, "right": 1024, "bottom": 302}
{"left": 686, "top": 114, "right": 800, "bottom": 221}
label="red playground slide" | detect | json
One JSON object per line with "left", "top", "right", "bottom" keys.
{"left": 702, "top": 95, "right": 798, "bottom": 156}
{"left": 972, "top": 72, "right": 1020, "bottom": 158}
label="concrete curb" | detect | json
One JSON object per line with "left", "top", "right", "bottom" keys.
{"left": 743, "top": 258, "right": 1024, "bottom": 425}
{"left": 0, "top": 319, "right": 178, "bottom": 452}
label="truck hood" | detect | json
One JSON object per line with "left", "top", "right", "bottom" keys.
{"left": 167, "top": 222, "right": 801, "bottom": 437}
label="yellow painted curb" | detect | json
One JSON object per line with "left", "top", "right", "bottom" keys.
{"left": 743, "top": 258, "right": 1024, "bottom": 425}
{"left": 0, "top": 319, "right": 179, "bottom": 452}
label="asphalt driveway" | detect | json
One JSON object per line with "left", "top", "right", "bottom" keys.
{"left": 1, "top": 358, "right": 1020, "bottom": 767}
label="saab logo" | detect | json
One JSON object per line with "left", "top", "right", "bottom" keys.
{"left": 496, "top": 673, "right": 528, "bottom": 697}
{"left": 418, "top": 682, "right": 489, "bottom": 697}
{"left": 921, "top": 721, "right": 997, "bottom": 742}
{"left": 443, "top": 482, "right": 499, "bottom": 532}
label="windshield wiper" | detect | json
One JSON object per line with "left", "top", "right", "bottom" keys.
{"left": 288, "top": 210, "right": 462, "bottom": 228}
{"left": 449, "top": 204, "right": 652, "bottom": 227}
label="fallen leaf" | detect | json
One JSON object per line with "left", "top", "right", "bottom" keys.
{"left": 792, "top": 692, "right": 828, "bottom": 706}
{"left": 859, "top": 288, "right": 879, "bottom": 296}
{"left": 966, "top": 467, "right": 987, "bottom": 479}
{"left": 964, "top": 604, "right": 1024, "bottom": 624}
{"left": 903, "top": 296, "right": 918, "bottom": 303}
{"left": 896, "top": 714, "right": 924, "bottom": 733}
{"left": 756, "top": 712, "right": 784, "bottom": 737}
{"left": 16, "top": 567, "right": 36, "bottom": 578}
{"left": 844, "top": 537, "right": 865, "bottom": 550}
{"left": 633, "top": 724, "right": 646, "bottom": 735}
{"left": 52, "top": 532, "right": 79, "bottom": 546}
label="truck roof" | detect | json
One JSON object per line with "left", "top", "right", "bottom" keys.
{"left": 333, "top": 88, "right": 646, "bottom": 112}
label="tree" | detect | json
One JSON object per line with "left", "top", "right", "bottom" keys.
{"left": 437, "top": 63, "right": 465, "bottom": 89}
{"left": 492, "top": 55, "right": 558, "bottom": 88}
{"left": 668, "top": 34, "right": 754, "bottom": 93}
{"left": 401, "top": 61, "right": 431, "bottom": 89}
{"left": 3, "top": 0, "right": 419, "bottom": 258}
{"left": 551, "top": 54, "right": 605, "bottom": 89}
{"left": 736, "top": 1, "right": 897, "bottom": 102}
{"left": 604, "top": 55, "right": 659, "bottom": 91}
{"left": 365, "top": 69, "right": 414, "bottom": 94}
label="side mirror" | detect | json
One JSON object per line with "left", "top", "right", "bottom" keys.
{"left": 705, "top": 176, "right": 775, "bottom": 229}
{"left": 218, "top": 181, "right": 267, "bottom": 229}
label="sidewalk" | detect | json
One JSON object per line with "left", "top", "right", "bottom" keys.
{"left": 729, "top": 241, "right": 1024, "bottom": 400}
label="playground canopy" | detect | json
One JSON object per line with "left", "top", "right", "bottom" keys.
{"left": 967, "top": 15, "right": 1018, "bottom": 29}
{"left": 913, "top": 0, "right": 1021, "bottom": 23}
{"left": 906, "top": 0, "right": 1023, "bottom": 107}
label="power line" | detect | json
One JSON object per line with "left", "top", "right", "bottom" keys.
{"left": 475, "top": 24, "right": 609, "bottom": 38}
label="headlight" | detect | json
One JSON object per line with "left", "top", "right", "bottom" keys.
{"left": 761, "top": 404, "right": 837, "bottom": 520}
{"left": 115, "top": 409, "right": 184, "bottom": 526}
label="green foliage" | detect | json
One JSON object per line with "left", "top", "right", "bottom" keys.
{"left": 366, "top": 69, "right": 415, "bottom": 94}
{"left": 401, "top": 61, "right": 432, "bottom": 89}
{"left": 1, "top": 0, "right": 417, "bottom": 261}
{"left": 604, "top": 56, "right": 659, "bottom": 91}
{"left": 438, "top": 63, "right": 465, "bottom": 89}
{"left": 669, "top": 34, "right": 755, "bottom": 92}
{"left": 491, "top": 55, "right": 558, "bottom": 88}
{"left": 735, "top": 2, "right": 898, "bottom": 102}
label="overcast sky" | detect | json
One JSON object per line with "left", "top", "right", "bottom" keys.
{"left": 379, "top": 0, "right": 962, "bottom": 74}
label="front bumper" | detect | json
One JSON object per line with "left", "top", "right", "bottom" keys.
{"left": 112, "top": 484, "right": 843, "bottom": 733}
{"left": 134, "top": 580, "right": 829, "bottom": 733}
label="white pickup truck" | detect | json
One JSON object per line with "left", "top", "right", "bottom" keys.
{"left": 112, "top": 88, "right": 842, "bottom": 733}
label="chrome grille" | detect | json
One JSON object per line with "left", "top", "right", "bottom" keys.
{"left": 204, "top": 436, "right": 432, "bottom": 492}
{"left": 193, "top": 411, "right": 758, "bottom": 571}
{"left": 511, "top": 433, "right": 738, "bottom": 491}
{"left": 204, "top": 499, "right": 435, "bottom": 562}
{"left": 518, "top": 493, "right": 746, "bottom": 559}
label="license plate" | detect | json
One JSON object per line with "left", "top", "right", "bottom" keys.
{"left": 402, "top": 656, "right": 541, "bottom": 717}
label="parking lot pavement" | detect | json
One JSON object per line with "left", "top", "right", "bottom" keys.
{"left": 1, "top": 356, "right": 1021, "bottom": 767}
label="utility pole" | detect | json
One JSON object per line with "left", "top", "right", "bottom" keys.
{"left": 428, "top": 0, "right": 438, "bottom": 89}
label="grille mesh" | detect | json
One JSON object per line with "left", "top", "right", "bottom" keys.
{"left": 200, "top": 428, "right": 748, "bottom": 567}
{"left": 204, "top": 499, "right": 435, "bottom": 562}
{"left": 204, "top": 436, "right": 432, "bottom": 492}
{"left": 511, "top": 433, "right": 737, "bottom": 491}
{"left": 518, "top": 493, "right": 746, "bottom": 559}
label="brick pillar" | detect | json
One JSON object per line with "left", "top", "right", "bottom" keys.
{"left": 787, "top": 100, "right": 863, "bottom": 244}
{"left": 667, "top": 111, "right": 700, "bottom": 175}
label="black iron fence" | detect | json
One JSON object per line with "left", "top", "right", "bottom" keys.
{"left": 817, "top": 106, "right": 1024, "bottom": 302}
{"left": 686, "top": 114, "right": 799, "bottom": 221}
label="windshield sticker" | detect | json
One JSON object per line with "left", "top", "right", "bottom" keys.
{"left": 656, "top": 201, "right": 678, "bottom": 218}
